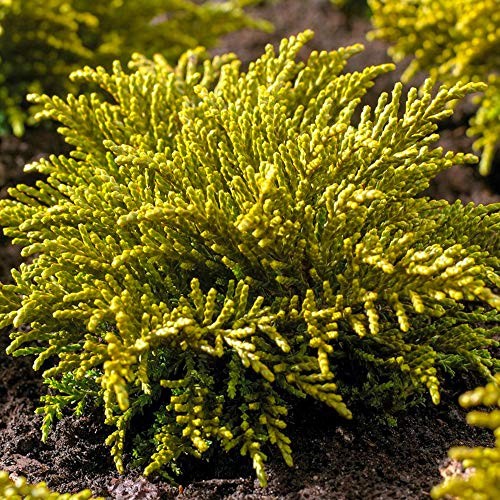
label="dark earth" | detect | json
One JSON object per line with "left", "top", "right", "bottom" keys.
{"left": 1, "top": 1, "right": 500, "bottom": 498}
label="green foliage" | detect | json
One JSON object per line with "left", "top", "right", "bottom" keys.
{"left": 431, "top": 375, "right": 500, "bottom": 499}
{"left": 1, "top": 31, "right": 500, "bottom": 485}
{"left": 0, "top": 470, "right": 103, "bottom": 500}
{"left": 330, "top": 0, "right": 369, "bottom": 17}
{"left": 368, "top": 0, "right": 500, "bottom": 175}
{"left": 0, "top": 0, "right": 268, "bottom": 136}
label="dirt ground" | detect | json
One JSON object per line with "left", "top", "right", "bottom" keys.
{"left": 1, "top": 1, "right": 499, "bottom": 499}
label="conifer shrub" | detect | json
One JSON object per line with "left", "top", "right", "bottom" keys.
{"left": 1, "top": 31, "right": 500, "bottom": 485}
{"left": 0, "top": 471, "right": 102, "bottom": 499}
{"left": 431, "top": 375, "right": 500, "bottom": 499}
{"left": 368, "top": 0, "right": 500, "bottom": 175}
{"left": 0, "top": 0, "right": 268, "bottom": 136}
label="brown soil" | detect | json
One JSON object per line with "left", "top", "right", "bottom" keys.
{"left": 1, "top": 1, "right": 499, "bottom": 499}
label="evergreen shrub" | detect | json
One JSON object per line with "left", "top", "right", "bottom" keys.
{"left": 0, "top": 470, "right": 102, "bottom": 500}
{"left": 368, "top": 0, "right": 500, "bottom": 175}
{"left": 1, "top": 31, "right": 499, "bottom": 485}
{"left": 0, "top": 0, "right": 268, "bottom": 136}
{"left": 432, "top": 375, "right": 500, "bottom": 499}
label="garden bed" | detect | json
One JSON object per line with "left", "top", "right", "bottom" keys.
{"left": 1, "top": 1, "right": 499, "bottom": 498}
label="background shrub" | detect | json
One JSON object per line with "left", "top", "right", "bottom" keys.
{"left": 0, "top": 0, "right": 268, "bottom": 136}
{"left": 368, "top": 0, "right": 500, "bottom": 175}
{"left": 431, "top": 375, "right": 500, "bottom": 499}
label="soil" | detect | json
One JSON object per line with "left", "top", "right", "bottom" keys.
{"left": 1, "top": 1, "right": 500, "bottom": 499}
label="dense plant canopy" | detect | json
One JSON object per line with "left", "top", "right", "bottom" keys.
{"left": 1, "top": 31, "right": 499, "bottom": 485}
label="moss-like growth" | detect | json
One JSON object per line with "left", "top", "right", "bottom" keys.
{"left": 0, "top": 0, "right": 268, "bottom": 136}
{"left": 431, "top": 375, "right": 500, "bottom": 499}
{"left": 1, "top": 31, "right": 499, "bottom": 485}
{"left": 0, "top": 471, "right": 102, "bottom": 499}
{"left": 368, "top": 0, "right": 500, "bottom": 175}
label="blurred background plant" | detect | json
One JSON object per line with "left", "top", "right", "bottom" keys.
{"left": 330, "top": 0, "right": 369, "bottom": 18}
{"left": 368, "top": 0, "right": 500, "bottom": 176}
{"left": 0, "top": 0, "right": 269, "bottom": 136}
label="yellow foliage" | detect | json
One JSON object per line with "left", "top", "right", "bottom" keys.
{"left": 0, "top": 0, "right": 268, "bottom": 135}
{"left": 0, "top": 471, "right": 103, "bottom": 500}
{"left": 432, "top": 375, "right": 500, "bottom": 499}
{"left": 1, "top": 32, "right": 499, "bottom": 485}
{"left": 369, "top": 0, "right": 500, "bottom": 175}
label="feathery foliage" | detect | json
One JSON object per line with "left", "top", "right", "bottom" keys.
{"left": 0, "top": 0, "right": 268, "bottom": 136}
{"left": 431, "top": 375, "right": 500, "bottom": 499}
{"left": 1, "top": 31, "right": 500, "bottom": 485}
{"left": 368, "top": 0, "right": 500, "bottom": 175}
{"left": 0, "top": 471, "right": 102, "bottom": 500}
